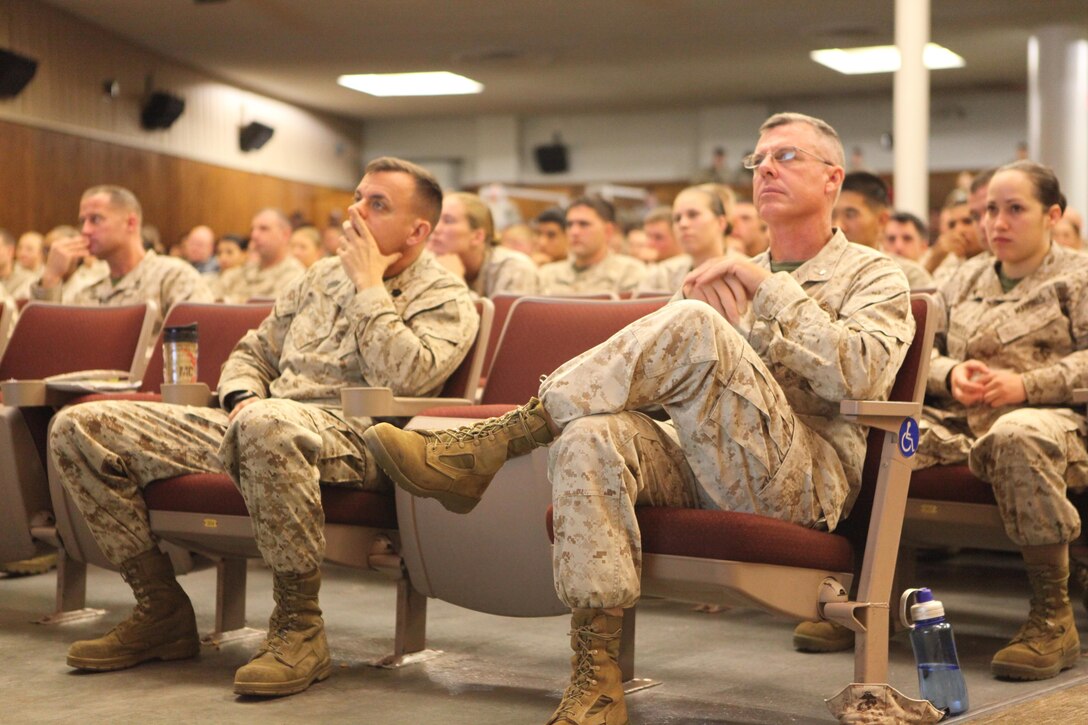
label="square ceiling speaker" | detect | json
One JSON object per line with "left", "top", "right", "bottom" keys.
{"left": 0, "top": 48, "right": 38, "bottom": 98}
{"left": 239, "top": 121, "right": 274, "bottom": 152}
{"left": 141, "top": 91, "right": 185, "bottom": 129}
{"left": 534, "top": 141, "right": 569, "bottom": 174}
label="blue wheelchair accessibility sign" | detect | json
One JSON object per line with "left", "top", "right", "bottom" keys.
{"left": 898, "top": 418, "right": 919, "bottom": 458}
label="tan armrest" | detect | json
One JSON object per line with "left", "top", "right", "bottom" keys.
{"left": 0, "top": 380, "right": 80, "bottom": 407}
{"left": 1073, "top": 388, "right": 1088, "bottom": 404}
{"left": 341, "top": 386, "right": 471, "bottom": 418}
{"left": 839, "top": 399, "right": 922, "bottom": 433}
{"left": 161, "top": 382, "right": 215, "bottom": 407}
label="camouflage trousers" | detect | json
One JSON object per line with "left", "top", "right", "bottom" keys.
{"left": 49, "top": 398, "right": 385, "bottom": 573}
{"left": 916, "top": 405, "right": 1088, "bottom": 546}
{"left": 539, "top": 300, "right": 838, "bottom": 610}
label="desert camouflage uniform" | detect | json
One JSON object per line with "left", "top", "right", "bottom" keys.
{"left": 50, "top": 252, "right": 477, "bottom": 573}
{"left": 540, "top": 230, "right": 913, "bottom": 609}
{"left": 637, "top": 250, "right": 749, "bottom": 295}
{"left": 0, "top": 265, "right": 35, "bottom": 300}
{"left": 214, "top": 256, "right": 305, "bottom": 303}
{"left": 893, "top": 254, "right": 936, "bottom": 290}
{"left": 29, "top": 250, "right": 214, "bottom": 331}
{"left": 538, "top": 252, "right": 647, "bottom": 296}
{"left": 916, "top": 243, "right": 1088, "bottom": 546}
{"left": 469, "top": 245, "right": 538, "bottom": 297}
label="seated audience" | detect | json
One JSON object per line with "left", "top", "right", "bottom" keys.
{"left": 30, "top": 185, "right": 214, "bottom": 331}
{"left": 182, "top": 225, "right": 219, "bottom": 275}
{"left": 499, "top": 223, "right": 535, "bottom": 257}
{"left": 429, "top": 192, "right": 538, "bottom": 297}
{"left": 538, "top": 196, "right": 646, "bottom": 295}
{"left": 289, "top": 225, "right": 325, "bottom": 269}
{"left": 916, "top": 161, "right": 1087, "bottom": 682}
{"left": 214, "top": 208, "right": 305, "bottom": 302}
{"left": 1053, "top": 216, "right": 1082, "bottom": 251}
{"left": 833, "top": 171, "right": 934, "bottom": 289}
{"left": 363, "top": 113, "right": 912, "bottom": 723}
{"left": 215, "top": 234, "right": 247, "bottom": 274}
{"left": 531, "top": 207, "right": 569, "bottom": 266}
{"left": 49, "top": 157, "right": 478, "bottom": 698}
{"left": 924, "top": 187, "right": 989, "bottom": 286}
{"left": 15, "top": 231, "right": 45, "bottom": 278}
{"left": 0, "top": 227, "right": 34, "bottom": 299}
{"left": 883, "top": 211, "right": 930, "bottom": 263}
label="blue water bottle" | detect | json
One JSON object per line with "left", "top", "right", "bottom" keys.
{"left": 899, "top": 587, "right": 969, "bottom": 715}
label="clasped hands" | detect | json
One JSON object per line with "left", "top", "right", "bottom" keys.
{"left": 338, "top": 206, "right": 401, "bottom": 291}
{"left": 681, "top": 257, "right": 771, "bottom": 325}
{"left": 949, "top": 359, "right": 1026, "bottom": 408}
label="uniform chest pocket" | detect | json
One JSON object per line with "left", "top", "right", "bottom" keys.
{"left": 995, "top": 303, "right": 1066, "bottom": 345}
{"left": 285, "top": 295, "right": 339, "bottom": 352}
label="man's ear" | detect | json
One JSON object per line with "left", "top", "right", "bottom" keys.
{"left": 405, "top": 219, "right": 433, "bottom": 247}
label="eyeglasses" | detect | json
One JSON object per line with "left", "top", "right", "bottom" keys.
{"left": 742, "top": 146, "right": 836, "bottom": 170}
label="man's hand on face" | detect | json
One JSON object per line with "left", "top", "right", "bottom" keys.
{"left": 39, "top": 236, "right": 89, "bottom": 289}
{"left": 338, "top": 205, "right": 402, "bottom": 291}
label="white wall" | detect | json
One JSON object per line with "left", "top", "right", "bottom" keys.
{"left": 0, "top": 0, "right": 362, "bottom": 189}
{"left": 363, "top": 90, "right": 1028, "bottom": 188}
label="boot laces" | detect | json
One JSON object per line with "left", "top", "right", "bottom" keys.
{"left": 553, "top": 625, "right": 618, "bottom": 720}
{"left": 427, "top": 406, "right": 533, "bottom": 448}
{"left": 1014, "top": 594, "right": 1066, "bottom": 643}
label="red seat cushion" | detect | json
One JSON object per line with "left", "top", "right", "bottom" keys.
{"left": 908, "top": 465, "right": 996, "bottom": 505}
{"left": 144, "top": 473, "right": 397, "bottom": 529}
{"left": 546, "top": 505, "right": 854, "bottom": 573}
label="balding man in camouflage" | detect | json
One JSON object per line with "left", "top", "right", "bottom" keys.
{"left": 49, "top": 158, "right": 478, "bottom": 697}
{"left": 30, "top": 185, "right": 214, "bottom": 330}
{"left": 364, "top": 113, "right": 913, "bottom": 723}
{"left": 213, "top": 208, "right": 305, "bottom": 303}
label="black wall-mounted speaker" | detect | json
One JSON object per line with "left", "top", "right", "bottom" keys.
{"left": 0, "top": 48, "right": 38, "bottom": 98}
{"left": 239, "top": 121, "right": 275, "bottom": 152}
{"left": 141, "top": 91, "right": 185, "bottom": 129}
{"left": 534, "top": 142, "right": 569, "bottom": 174}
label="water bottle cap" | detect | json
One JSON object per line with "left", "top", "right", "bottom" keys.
{"left": 911, "top": 587, "right": 945, "bottom": 622}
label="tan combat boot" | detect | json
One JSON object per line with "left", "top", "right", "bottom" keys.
{"left": 793, "top": 619, "right": 854, "bottom": 652}
{"left": 67, "top": 547, "right": 199, "bottom": 670}
{"left": 991, "top": 564, "right": 1081, "bottom": 680}
{"left": 233, "top": 568, "right": 332, "bottom": 696}
{"left": 547, "top": 609, "right": 628, "bottom": 725}
{"left": 363, "top": 397, "right": 554, "bottom": 514}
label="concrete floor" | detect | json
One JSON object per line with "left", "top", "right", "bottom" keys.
{"left": 1, "top": 550, "right": 1086, "bottom": 724}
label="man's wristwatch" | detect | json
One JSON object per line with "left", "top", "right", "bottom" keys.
{"left": 224, "top": 390, "right": 258, "bottom": 413}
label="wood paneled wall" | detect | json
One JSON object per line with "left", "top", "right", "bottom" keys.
{"left": 0, "top": 119, "right": 356, "bottom": 244}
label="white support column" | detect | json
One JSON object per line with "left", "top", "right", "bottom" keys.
{"left": 893, "top": 0, "right": 930, "bottom": 218}
{"left": 1029, "top": 26, "right": 1088, "bottom": 221}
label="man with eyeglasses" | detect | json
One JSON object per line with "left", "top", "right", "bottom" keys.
{"left": 363, "top": 112, "right": 913, "bottom": 724}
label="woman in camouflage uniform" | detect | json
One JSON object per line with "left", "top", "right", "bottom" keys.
{"left": 917, "top": 160, "right": 1088, "bottom": 681}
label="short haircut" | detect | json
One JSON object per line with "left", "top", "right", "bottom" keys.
{"left": 997, "top": 160, "right": 1066, "bottom": 213}
{"left": 219, "top": 233, "right": 248, "bottom": 251}
{"left": 643, "top": 205, "right": 673, "bottom": 226}
{"left": 291, "top": 225, "right": 321, "bottom": 247}
{"left": 364, "top": 156, "right": 443, "bottom": 228}
{"left": 81, "top": 185, "right": 142, "bottom": 224}
{"left": 943, "top": 188, "right": 970, "bottom": 210}
{"left": 566, "top": 195, "right": 615, "bottom": 224}
{"left": 254, "top": 207, "right": 292, "bottom": 231}
{"left": 889, "top": 211, "right": 927, "bottom": 238}
{"left": 448, "top": 192, "right": 496, "bottom": 244}
{"left": 759, "top": 112, "right": 845, "bottom": 167}
{"left": 969, "top": 168, "right": 997, "bottom": 194}
{"left": 842, "top": 171, "right": 890, "bottom": 210}
{"left": 45, "top": 225, "right": 80, "bottom": 246}
{"left": 536, "top": 206, "right": 567, "bottom": 227}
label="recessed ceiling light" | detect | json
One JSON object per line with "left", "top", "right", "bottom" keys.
{"left": 810, "top": 43, "right": 964, "bottom": 75}
{"left": 337, "top": 71, "right": 483, "bottom": 97}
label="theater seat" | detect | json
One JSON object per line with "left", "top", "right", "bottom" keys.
{"left": 134, "top": 299, "right": 492, "bottom": 654}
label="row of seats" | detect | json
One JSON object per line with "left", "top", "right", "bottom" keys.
{"left": 3, "top": 291, "right": 1069, "bottom": 710}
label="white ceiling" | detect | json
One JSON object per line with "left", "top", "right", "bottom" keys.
{"left": 40, "top": 0, "right": 1088, "bottom": 122}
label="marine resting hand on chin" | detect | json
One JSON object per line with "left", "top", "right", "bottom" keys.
{"left": 338, "top": 206, "right": 402, "bottom": 291}
{"left": 681, "top": 257, "right": 770, "bottom": 326}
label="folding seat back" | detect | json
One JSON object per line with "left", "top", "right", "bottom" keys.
{"left": 396, "top": 296, "right": 671, "bottom": 617}
{"left": 0, "top": 302, "right": 156, "bottom": 571}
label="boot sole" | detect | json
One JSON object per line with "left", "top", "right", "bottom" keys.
{"left": 792, "top": 633, "right": 854, "bottom": 653}
{"left": 991, "top": 649, "right": 1080, "bottom": 681}
{"left": 363, "top": 429, "right": 479, "bottom": 514}
{"left": 0, "top": 553, "right": 58, "bottom": 576}
{"left": 67, "top": 637, "right": 200, "bottom": 671}
{"left": 233, "top": 658, "right": 333, "bottom": 697}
